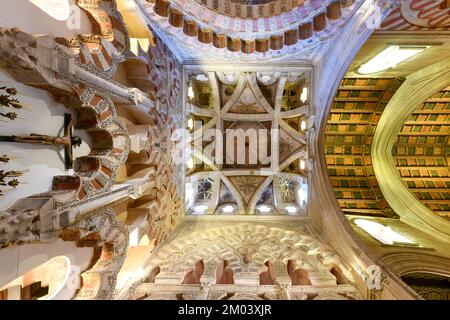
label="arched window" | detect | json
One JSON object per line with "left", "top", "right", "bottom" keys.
{"left": 28, "top": 0, "right": 71, "bottom": 21}
{"left": 353, "top": 219, "right": 419, "bottom": 246}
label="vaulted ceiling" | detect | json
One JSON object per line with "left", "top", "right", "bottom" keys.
{"left": 325, "top": 77, "right": 403, "bottom": 217}
{"left": 136, "top": 0, "right": 361, "bottom": 61}
{"left": 119, "top": 0, "right": 450, "bottom": 221}
{"left": 395, "top": 86, "right": 450, "bottom": 219}
{"left": 185, "top": 71, "right": 311, "bottom": 215}
{"left": 325, "top": 3, "right": 450, "bottom": 220}
{"left": 326, "top": 81, "right": 450, "bottom": 220}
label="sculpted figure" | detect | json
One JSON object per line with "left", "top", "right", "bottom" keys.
{"left": 9, "top": 120, "right": 81, "bottom": 148}
{"left": 0, "top": 119, "right": 81, "bottom": 163}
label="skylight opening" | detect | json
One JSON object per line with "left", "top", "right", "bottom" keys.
{"left": 256, "top": 204, "right": 272, "bottom": 214}
{"left": 193, "top": 205, "right": 208, "bottom": 214}
{"left": 354, "top": 219, "right": 419, "bottom": 246}
{"left": 358, "top": 45, "right": 430, "bottom": 75}
{"left": 285, "top": 206, "right": 297, "bottom": 214}
{"left": 221, "top": 205, "right": 235, "bottom": 214}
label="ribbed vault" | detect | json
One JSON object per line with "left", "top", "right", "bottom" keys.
{"left": 185, "top": 70, "right": 311, "bottom": 216}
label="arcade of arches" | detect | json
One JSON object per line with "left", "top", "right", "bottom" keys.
{"left": 0, "top": 0, "right": 449, "bottom": 300}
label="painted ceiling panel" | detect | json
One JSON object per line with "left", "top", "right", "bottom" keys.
{"left": 185, "top": 71, "right": 311, "bottom": 215}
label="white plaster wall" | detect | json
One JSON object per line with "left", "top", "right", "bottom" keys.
{"left": 0, "top": 0, "right": 92, "bottom": 38}
{"left": 0, "top": 69, "right": 91, "bottom": 211}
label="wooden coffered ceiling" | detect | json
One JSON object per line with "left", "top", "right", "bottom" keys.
{"left": 326, "top": 7, "right": 450, "bottom": 219}
{"left": 325, "top": 77, "right": 403, "bottom": 217}
{"left": 326, "top": 80, "right": 450, "bottom": 220}
{"left": 394, "top": 86, "right": 450, "bottom": 219}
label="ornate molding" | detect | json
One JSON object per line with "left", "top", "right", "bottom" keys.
{"left": 312, "top": 0, "right": 418, "bottom": 299}
{"left": 379, "top": 251, "right": 450, "bottom": 278}
{"left": 65, "top": 207, "right": 129, "bottom": 300}
{"left": 372, "top": 57, "right": 450, "bottom": 242}
{"left": 136, "top": 0, "right": 366, "bottom": 61}
{"left": 124, "top": 221, "right": 362, "bottom": 300}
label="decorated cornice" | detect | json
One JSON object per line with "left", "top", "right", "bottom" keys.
{"left": 380, "top": 0, "right": 450, "bottom": 30}
{"left": 379, "top": 251, "right": 450, "bottom": 278}
{"left": 192, "top": 0, "right": 310, "bottom": 19}
{"left": 163, "top": 0, "right": 341, "bottom": 34}
{"left": 137, "top": 0, "right": 365, "bottom": 61}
